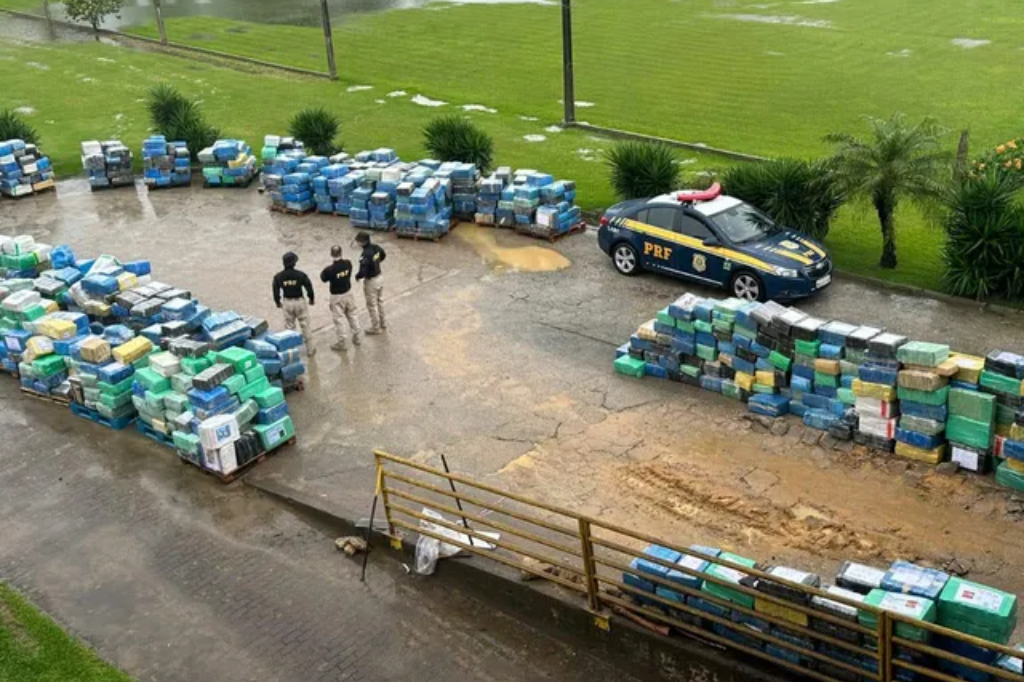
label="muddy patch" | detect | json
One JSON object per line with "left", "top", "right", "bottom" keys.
{"left": 455, "top": 223, "right": 570, "bottom": 272}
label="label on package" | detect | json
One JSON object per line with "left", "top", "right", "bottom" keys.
{"left": 678, "top": 555, "right": 707, "bottom": 572}
{"left": 844, "top": 563, "right": 886, "bottom": 586}
{"left": 714, "top": 566, "right": 747, "bottom": 584}
{"left": 880, "top": 592, "right": 927, "bottom": 618}
{"left": 954, "top": 584, "right": 1004, "bottom": 612}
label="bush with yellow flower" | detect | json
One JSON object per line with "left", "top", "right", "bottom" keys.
{"left": 975, "top": 138, "right": 1024, "bottom": 175}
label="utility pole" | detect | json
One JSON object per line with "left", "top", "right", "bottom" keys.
{"left": 561, "top": 0, "right": 576, "bottom": 126}
{"left": 42, "top": 0, "right": 56, "bottom": 40}
{"left": 153, "top": 0, "right": 167, "bottom": 45}
{"left": 320, "top": 0, "right": 338, "bottom": 80}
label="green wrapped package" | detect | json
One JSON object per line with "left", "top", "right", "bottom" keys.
{"left": 722, "top": 381, "right": 743, "bottom": 401}
{"left": 900, "top": 415, "right": 946, "bottom": 436}
{"left": 234, "top": 399, "right": 259, "bottom": 425}
{"left": 237, "top": 376, "right": 271, "bottom": 402}
{"left": 694, "top": 320, "right": 713, "bottom": 334}
{"left": 223, "top": 374, "right": 246, "bottom": 395}
{"left": 253, "top": 386, "right": 285, "bottom": 409}
{"left": 769, "top": 351, "right": 792, "bottom": 372}
{"left": 680, "top": 364, "right": 701, "bottom": 378}
{"left": 613, "top": 355, "right": 645, "bottom": 378}
{"left": 4, "top": 252, "right": 38, "bottom": 269}
{"left": 837, "top": 387, "right": 856, "bottom": 405}
{"left": 794, "top": 353, "right": 816, "bottom": 368}
{"left": 712, "top": 318, "right": 733, "bottom": 333}
{"left": 676, "top": 319, "right": 695, "bottom": 334}
{"left": 897, "top": 341, "right": 950, "bottom": 368}
{"left": 99, "top": 390, "right": 133, "bottom": 410}
{"left": 656, "top": 308, "right": 673, "bottom": 326}
{"left": 217, "top": 347, "right": 258, "bottom": 374}
{"left": 938, "top": 577, "right": 1017, "bottom": 644}
{"left": 996, "top": 403, "right": 1017, "bottom": 426}
{"left": 32, "top": 354, "right": 66, "bottom": 378}
{"left": 696, "top": 344, "right": 716, "bottom": 362}
{"left": 144, "top": 389, "right": 172, "bottom": 413}
{"left": 163, "top": 392, "right": 189, "bottom": 414}
{"left": 134, "top": 367, "right": 170, "bottom": 393}
{"left": 253, "top": 415, "right": 295, "bottom": 451}
{"left": 733, "top": 324, "right": 756, "bottom": 340}
{"left": 947, "top": 415, "right": 993, "bottom": 450}
{"left": 181, "top": 355, "right": 213, "bottom": 376}
{"left": 173, "top": 430, "right": 201, "bottom": 456}
{"left": 996, "top": 461, "right": 1024, "bottom": 492}
{"left": 898, "top": 370, "right": 947, "bottom": 392}
{"left": 132, "top": 353, "right": 152, "bottom": 371}
{"left": 859, "top": 589, "right": 937, "bottom": 643}
{"left": 897, "top": 385, "right": 949, "bottom": 407}
{"left": 98, "top": 376, "right": 133, "bottom": 396}
{"left": 948, "top": 388, "right": 995, "bottom": 422}
{"left": 840, "top": 360, "right": 860, "bottom": 376}
{"left": 980, "top": 370, "right": 1022, "bottom": 396}
{"left": 794, "top": 339, "right": 821, "bottom": 357}
{"left": 815, "top": 372, "right": 839, "bottom": 388}
{"left": 752, "top": 383, "right": 776, "bottom": 394}
{"left": 21, "top": 304, "right": 45, "bottom": 322}
{"left": 701, "top": 552, "right": 757, "bottom": 609}
{"left": 171, "top": 373, "right": 193, "bottom": 393}
{"left": 97, "top": 401, "right": 134, "bottom": 420}
{"left": 243, "top": 365, "right": 266, "bottom": 384}
{"left": 78, "top": 373, "right": 99, "bottom": 388}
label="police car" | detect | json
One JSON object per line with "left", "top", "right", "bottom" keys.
{"left": 597, "top": 184, "right": 832, "bottom": 302}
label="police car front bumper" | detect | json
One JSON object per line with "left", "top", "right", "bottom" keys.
{"left": 765, "top": 260, "right": 832, "bottom": 300}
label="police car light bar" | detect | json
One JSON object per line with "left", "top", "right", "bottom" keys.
{"left": 677, "top": 183, "right": 721, "bottom": 204}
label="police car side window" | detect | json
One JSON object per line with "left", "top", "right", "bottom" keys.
{"left": 679, "top": 215, "right": 712, "bottom": 239}
{"left": 645, "top": 207, "right": 678, "bottom": 231}
{"left": 629, "top": 209, "right": 648, "bottom": 223}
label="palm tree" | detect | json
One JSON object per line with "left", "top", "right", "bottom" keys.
{"left": 826, "top": 114, "right": 949, "bottom": 268}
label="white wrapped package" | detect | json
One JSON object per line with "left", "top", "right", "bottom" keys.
{"left": 86, "top": 254, "right": 120, "bottom": 275}
{"left": 203, "top": 440, "right": 238, "bottom": 474}
{"left": 198, "top": 414, "right": 240, "bottom": 451}
{"left": 149, "top": 352, "right": 182, "bottom": 379}
{"left": 859, "top": 415, "right": 896, "bottom": 439}
{"left": 3, "top": 235, "right": 34, "bottom": 256}
{"left": 2, "top": 289, "right": 41, "bottom": 312}
{"left": 855, "top": 397, "right": 899, "bottom": 418}
{"left": 32, "top": 243, "right": 52, "bottom": 264}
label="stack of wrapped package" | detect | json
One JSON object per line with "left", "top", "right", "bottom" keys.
{"left": 263, "top": 147, "right": 307, "bottom": 211}
{"left": 981, "top": 352, "right": 1024, "bottom": 489}
{"left": 510, "top": 170, "right": 582, "bottom": 239}
{"left": 893, "top": 342, "right": 951, "bottom": 464}
{"left": 142, "top": 135, "right": 191, "bottom": 188}
{"left": 349, "top": 178, "right": 374, "bottom": 229}
{"left": 449, "top": 162, "right": 478, "bottom": 218}
{"left": 81, "top": 140, "right": 134, "bottom": 190}
{"left": 199, "top": 139, "right": 257, "bottom": 187}
{"left": 396, "top": 176, "right": 451, "bottom": 239}
{"left": 0, "top": 138, "right": 55, "bottom": 198}
{"left": 0, "top": 236, "right": 305, "bottom": 480}
{"left": 474, "top": 169, "right": 509, "bottom": 226}
{"left": 260, "top": 135, "right": 303, "bottom": 171}
{"left": 314, "top": 160, "right": 349, "bottom": 214}
{"left": 623, "top": 538, "right": 1020, "bottom": 682}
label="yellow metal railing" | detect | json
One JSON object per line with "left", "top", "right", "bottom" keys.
{"left": 374, "top": 451, "right": 1024, "bottom": 682}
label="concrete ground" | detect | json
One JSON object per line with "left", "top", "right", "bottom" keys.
{"left": 4, "top": 181, "right": 1024, "bottom": 624}
{"left": 0, "top": 381, "right": 643, "bottom": 682}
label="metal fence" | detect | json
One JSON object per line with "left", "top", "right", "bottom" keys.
{"left": 375, "top": 450, "right": 1024, "bottom": 682}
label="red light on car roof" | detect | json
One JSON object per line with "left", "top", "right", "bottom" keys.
{"left": 677, "top": 182, "right": 721, "bottom": 204}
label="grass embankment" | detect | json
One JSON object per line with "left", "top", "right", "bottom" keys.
{"left": 0, "top": 35, "right": 944, "bottom": 291}
{"left": 0, "top": 583, "right": 134, "bottom": 682}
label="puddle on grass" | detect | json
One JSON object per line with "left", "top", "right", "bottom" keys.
{"left": 455, "top": 223, "right": 570, "bottom": 272}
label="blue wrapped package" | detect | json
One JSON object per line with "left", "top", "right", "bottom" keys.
{"left": 162, "top": 298, "right": 197, "bottom": 320}
{"left": 52, "top": 266, "right": 83, "bottom": 285}
{"left": 122, "top": 260, "right": 151, "bottom": 276}
{"left": 696, "top": 331, "right": 716, "bottom": 348}
{"left": 187, "top": 385, "right": 232, "bottom": 412}
{"left": 749, "top": 393, "right": 790, "bottom": 417}
{"left": 624, "top": 545, "right": 681, "bottom": 597}
{"left": 140, "top": 324, "right": 163, "bottom": 345}
{"left": 265, "top": 330, "right": 303, "bottom": 351}
{"left": 700, "top": 375, "right": 724, "bottom": 393}
{"left": 50, "top": 245, "right": 76, "bottom": 269}
{"left": 750, "top": 340, "right": 771, "bottom": 358}
{"left": 804, "top": 408, "right": 841, "bottom": 431}
{"left": 694, "top": 300, "right": 714, "bottom": 322}
{"left": 615, "top": 343, "right": 629, "bottom": 359}
{"left": 755, "top": 357, "right": 773, "bottom": 372}
{"left": 860, "top": 364, "right": 899, "bottom": 386}
{"left": 791, "top": 375, "right": 813, "bottom": 394}
{"left": 1004, "top": 439, "right": 1024, "bottom": 461}
{"left": 688, "top": 595, "right": 731, "bottom": 619}
{"left": 881, "top": 561, "right": 950, "bottom": 601}
{"left": 257, "top": 400, "right": 290, "bottom": 425}
{"left": 814, "top": 385, "right": 838, "bottom": 399}
{"left": 96, "top": 361, "right": 133, "bottom": 384}
{"left": 645, "top": 363, "right": 667, "bottom": 379}
{"left": 732, "top": 333, "right": 752, "bottom": 351}
{"left": 732, "top": 357, "right": 756, "bottom": 376}
{"left": 659, "top": 354, "right": 680, "bottom": 373}
{"left": 654, "top": 321, "right": 676, "bottom": 337}
{"left": 280, "top": 361, "right": 305, "bottom": 382}
{"left": 82, "top": 274, "right": 119, "bottom": 296}
{"left": 901, "top": 401, "right": 949, "bottom": 422}
{"left": 789, "top": 401, "right": 809, "bottom": 418}
{"left": 803, "top": 393, "right": 830, "bottom": 410}
{"left": 245, "top": 338, "right": 279, "bottom": 359}
{"left": 103, "top": 325, "right": 134, "bottom": 346}
{"left": 258, "top": 357, "right": 283, "bottom": 376}
{"left": 278, "top": 348, "right": 301, "bottom": 365}
{"left": 841, "top": 375, "right": 855, "bottom": 388}
{"left": 202, "top": 310, "right": 241, "bottom": 332}
{"left": 4, "top": 329, "right": 32, "bottom": 354}
{"left": 820, "top": 344, "right": 844, "bottom": 360}
{"left": 53, "top": 334, "right": 88, "bottom": 357}
{"left": 719, "top": 342, "right": 736, "bottom": 357}
{"left": 630, "top": 335, "right": 652, "bottom": 352}
{"left": 896, "top": 428, "right": 945, "bottom": 450}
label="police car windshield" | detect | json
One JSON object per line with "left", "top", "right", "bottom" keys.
{"left": 710, "top": 203, "right": 779, "bottom": 244}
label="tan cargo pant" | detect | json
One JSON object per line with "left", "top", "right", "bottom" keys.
{"left": 281, "top": 298, "right": 314, "bottom": 348}
{"left": 329, "top": 292, "right": 362, "bottom": 348}
{"left": 364, "top": 275, "right": 385, "bottom": 331}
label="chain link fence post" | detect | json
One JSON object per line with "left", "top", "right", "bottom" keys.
{"left": 561, "top": 0, "right": 576, "bottom": 125}
{"left": 320, "top": 0, "right": 338, "bottom": 80}
{"left": 41, "top": 0, "right": 56, "bottom": 40}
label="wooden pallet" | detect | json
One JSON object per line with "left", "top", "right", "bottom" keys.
{"left": 514, "top": 221, "right": 588, "bottom": 243}
{"left": 70, "top": 402, "right": 136, "bottom": 430}
{"left": 20, "top": 387, "right": 72, "bottom": 406}
{"left": 89, "top": 180, "right": 136, "bottom": 192}
{"left": 137, "top": 420, "right": 174, "bottom": 447}
{"left": 396, "top": 230, "right": 448, "bottom": 243}
{"left": 269, "top": 204, "right": 314, "bottom": 216}
{"left": 145, "top": 181, "right": 192, "bottom": 191}
{"left": 203, "top": 174, "right": 257, "bottom": 189}
{"left": 178, "top": 436, "right": 297, "bottom": 484}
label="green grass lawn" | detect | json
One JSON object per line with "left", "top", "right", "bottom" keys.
{"left": 0, "top": 583, "right": 134, "bottom": 682}
{"left": 112, "top": 0, "right": 1024, "bottom": 160}
{"left": 0, "top": 33, "right": 944, "bottom": 292}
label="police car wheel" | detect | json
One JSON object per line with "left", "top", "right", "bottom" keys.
{"left": 612, "top": 243, "right": 639, "bottom": 276}
{"left": 731, "top": 272, "right": 764, "bottom": 301}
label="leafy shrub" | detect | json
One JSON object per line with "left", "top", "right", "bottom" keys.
{"left": 722, "top": 158, "right": 843, "bottom": 240}
{"left": 604, "top": 141, "right": 680, "bottom": 200}
{"left": 942, "top": 171, "right": 1024, "bottom": 300}
{"left": 422, "top": 116, "right": 494, "bottom": 174}
{"left": 146, "top": 84, "right": 219, "bottom": 161}
{"left": 974, "top": 138, "right": 1024, "bottom": 176}
{"left": 63, "top": 0, "right": 123, "bottom": 39}
{"left": 0, "top": 109, "right": 39, "bottom": 145}
{"left": 288, "top": 107, "right": 341, "bottom": 157}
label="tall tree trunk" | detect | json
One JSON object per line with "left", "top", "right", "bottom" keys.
{"left": 874, "top": 192, "right": 897, "bottom": 269}
{"left": 92, "top": 20, "right": 100, "bottom": 40}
